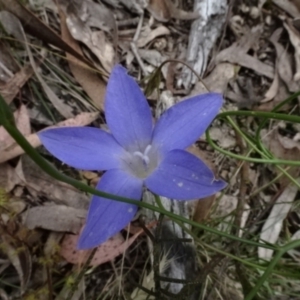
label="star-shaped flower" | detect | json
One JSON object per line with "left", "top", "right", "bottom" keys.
{"left": 38, "top": 65, "right": 226, "bottom": 249}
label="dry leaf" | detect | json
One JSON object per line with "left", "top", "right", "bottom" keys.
{"left": 269, "top": 28, "right": 300, "bottom": 92}
{"left": 284, "top": 20, "right": 300, "bottom": 81}
{"left": 215, "top": 26, "right": 274, "bottom": 79}
{"left": 193, "top": 63, "right": 237, "bottom": 95}
{"left": 61, "top": 228, "right": 144, "bottom": 266}
{"left": 65, "top": 8, "right": 114, "bottom": 73}
{"left": 0, "top": 163, "right": 21, "bottom": 192}
{"left": 0, "top": 65, "right": 34, "bottom": 105}
{"left": 16, "top": 155, "right": 90, "bottom": 209}
{"left": 59, "top": 7, "right": 106, "bottom": 111}
{"left": 0, "top": 10, "right": 74, "bottom": 118}
{"left": 260, "top": 69, "right": 279, "bottom": 103}
{"left": 272, "top": 0, "right": 300, "bottom": 17}
{"left": 209, "top": 127, "right": 236, "bottom": 149}
{"left": 85, "top": 0, "right": 117, "bottom": 43}
{"left": 0, "top": 111, "right": 99, "bottom": 163}
{"left": 0, "top": 0, "right": 93, "bottom": 67}
{"left": 0, "top": 40, "right": 20, "bottom": 77}
{"left": 258, "top": 182, "right": 298, "bottom": 260}
{"left": 137, "top": 26, "right": 170, "bottom": 48}
{"left": 147, "top": 0, "right": 199, "bottom": 22}
{"left": 23, "top": 205, "right": 86, "bottom": 233}
{"left": 211, "top": 194, "right": 250, "bottom": 237}
{"left": 0, "top": 232, "right": 31, "bottom": 293}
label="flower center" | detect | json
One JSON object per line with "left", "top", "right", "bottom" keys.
{"left": 122, "top": 144, "right": 159, "bottom": 179}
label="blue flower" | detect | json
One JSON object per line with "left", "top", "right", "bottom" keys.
{"left": 38, "top": 65, "right": 226, "bottom": 249}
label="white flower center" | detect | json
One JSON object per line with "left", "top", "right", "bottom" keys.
{"left": 122, "top": 144, "right": 159, "bottom": 179}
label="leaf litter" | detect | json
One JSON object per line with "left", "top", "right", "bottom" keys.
{"left": 1, "top": 0, "right": 300, "bottom": 299}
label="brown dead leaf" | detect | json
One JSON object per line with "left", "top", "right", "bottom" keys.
{"left": 0, "top": 64, "right": 34, "bottom": 104}
{"left": 59, "top": 7, "right": 106, "bottom": 111}
{"left": 0, "top": 10, "right": 74, "bottom": 119}
{"left": 0, "top": 111, "right": 99, "bottom": 163}
{"left": 16, "top": 155, "right": 90, "bottom": 209}
{"left": 85, "top": 0, "right": 117, "bottom": 44}
{"left": 147, "top": 0, "right": 199, "bottom": 22}
{"left": 284, "top": 20, "right": 300, "bottom": 81}
{"left": 23, "top": 205, "right": 86, "bottom": 233}
{"left": 0, "top": 104, "right": 30, "bottom": 151}
{"left": 215, "top": 26, "right": 274, "bottom": 79}
{"left": 0, "top": 163, "right": 21, "bottom": 192}
{"left": 272, "top": 0, "right": 300, "bottom": 17}
{"left": 44, "top": 232, "right": 64, "bottom": 258}
{"left": 259, "top": 182, "right": 298, "bottom": 260}
{"left": 0, "top": 0, "right": 93, "bottom": 68}
{"left": 64, "top": 2, "right": 114, "bottom": 73}
{"left": 192, "top": 63, "right": 237, "bottom": 95}
{"left": 137, "top": 26, "right": 170, "bottom": 48}
{"left": 270, "top": 28, "right": 300, "bottom": 92}
{"left": 61, "top": 228, "right": 145, "bottom": 266}
{"left": 0, "top": 40, "right": 20, "bottom": 81}
{"left": 260, "top": 69, "right": 279, "bottom": 103}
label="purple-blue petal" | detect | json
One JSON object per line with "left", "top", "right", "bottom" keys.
{"left": 38, "top": 127, "right": 125, "bottom": 171}
{"left": 145, "top": 149, "right": 226, "bottom": 200}
{"left": 105, "top": 65, "right": 153, "bottom": 151}
{"left": 77, "top": 169, "right": 143, "bottom": 249}
{"left": 152, "top": 93, "right": 223, "bottom": 154}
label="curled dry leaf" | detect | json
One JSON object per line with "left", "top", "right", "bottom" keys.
{"left": 258, "top": 182, "right": 299, "bottom": 260}
{"left": 59, "top": 7, "right": 106, "bottom": 111}
{"left": 284, "top": 20, "right": 300, "bottom": 81}
{"left": 0, "top": 111, "right": 99, "bottom": 164}
{"left": 260, "top": 68, "right": 279, "bottom": 103}
{"left": 61, "top": 228, "right": 145, "bottom": 266}
{"left": 269, "top": 28, "right": 300, "bottom": 93}
{"left": 65, "top": 7, "right": 114, "bottom": 73}
{"left": 137, "top": 26, "right": 170, "bottom": 48}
